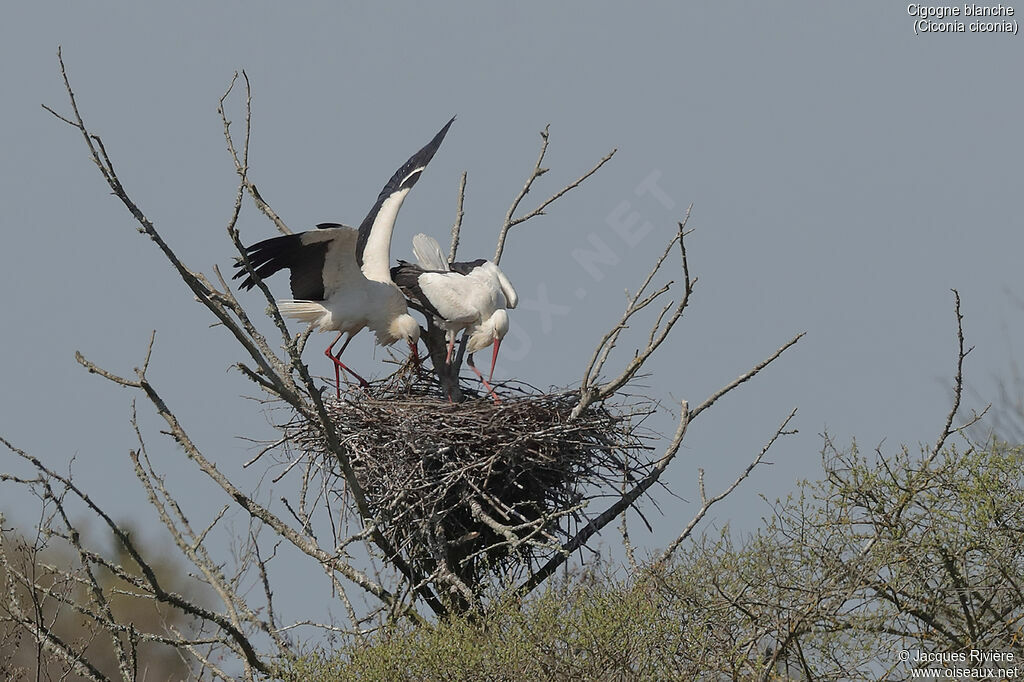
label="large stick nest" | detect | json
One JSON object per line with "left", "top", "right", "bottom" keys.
{"left": 284, "top": 373, "right": 656, "bottom": 593}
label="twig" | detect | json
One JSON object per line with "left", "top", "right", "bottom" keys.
{"left": 687, "top": 333, "right": 805, "bottom": 424}
{"left": 47, "top": 48, "right": 446, "bottom": 620}
{"left": 218, "top": 71, "right": 291, "bottom": 236}
{"left": 573, "top": 211, "right": 694, "bottom": 419}
{"left": 653, "top": 407, "right": 798, "bottom": 565}
{"left": 930, "top": 288, "right": 974, "bottom": 462}
{"left": 449, "top": 171, "right": 467, "bottom": 263}
{"left": 518, "top": 402, "right": 691, "bottom": 597}
{"left": 0, "top": 433, "right": 273, "bottom": 676}
{"left": 493, "top": 125, "right": 616, "bottom": 265}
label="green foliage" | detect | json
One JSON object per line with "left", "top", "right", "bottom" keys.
{"left": 281, "top": 568, "right": 753, "bottom": 681}
{"left": 280, "top": 439, "right": 1024, "bottom": 681}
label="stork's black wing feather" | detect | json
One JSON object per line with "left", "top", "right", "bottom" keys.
{"left": 356, "top": 117, "right": 456, "bottom": 266}
{"left": 448, "top": 259, "right": 487, "bottom": 276}
{"left": 391, "top": 260, "right": 444, "bottom": 319}
{"left": 233, "top": 233, "right": 330, "bottom": 301}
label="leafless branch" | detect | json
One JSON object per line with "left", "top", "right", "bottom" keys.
{"left": 448, "top": 171, "right": 467, "bottom": 263}
{"left": 0, "top": 435, "right": 273, "bottom": 677}
{"left": 930, "top": 288, "right": 979, "bottom": 461}
{"left": 522, "top": 312, "right": 801, "bottom": 596}
{"left": 573, "top": 209, "right": 695, "bottom": 420}
{"left": 518, "top": 403, "right": 691, "bottom": 596}
{"left": 493, "top": 125, "right": 616, "bottom": 265}
{"left": 8, "top": 49, "right": 826, "bottom": 677}
{"left": 653, "top": 407, "right": 799, "bottom": 565}
{"left": 44, "top": 49, "right": 446, "bottom": 621}
{"left": 687, "top": 333, "right": 805, "bottom": 424}
{"left": 218, "top": 70, "right": 291, "bottom": 236}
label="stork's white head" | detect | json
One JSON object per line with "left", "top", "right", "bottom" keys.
{"left": 383, "top": 313, "right": 422, "bottom": 368}
{"left": 388, "top": 313, "right": 421, "bottom": 346}
{"left": 466, "top": 309, "right": 509, "bottom": 354}
{"left": 467, "top": 309, "right": 509, "bottom": 382}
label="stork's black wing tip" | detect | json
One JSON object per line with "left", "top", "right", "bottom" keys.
{"left": 355, "top": 117, "right": 458, "bottom": 252}
{"left": 415, "top": 116, "right": 456, "bottom": 168}
{"left": 377, "top": 116, "right": 456, "bottom": 198}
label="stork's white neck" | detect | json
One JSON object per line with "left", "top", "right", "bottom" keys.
{"left": 361, "top": 187, "right": 410, "bottom": 283}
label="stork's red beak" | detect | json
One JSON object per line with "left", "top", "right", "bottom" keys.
{"left": 488, "top": 337, "right": 502, "bottom": 383}
{"left": 409, "top": 340, "right": 421, "bottom": 370}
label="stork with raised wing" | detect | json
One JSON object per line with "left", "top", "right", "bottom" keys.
{"left": 391, "top": 233, "right": 518, "bottom": 400}
{"left": 234, "top": 118, "right": 454, "bottom": 397}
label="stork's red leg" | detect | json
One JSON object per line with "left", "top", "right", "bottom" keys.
{"left": 339, "top": 364, "right": 371, "bottom": 390}
{"left": 324, "top": 333, "right": 369, "bottom": 397}
{"left": 467, "top": 353, "right": 501, "bottom": 404}
{"left": 444, "top": 332, "right": 457, "bottom": 366}
{"left": 324, "top": 332, "right": 345, "bottom": 397}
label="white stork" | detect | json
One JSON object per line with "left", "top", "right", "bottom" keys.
{"left": 391, "top": 233, "right": 518, "bottom": 400}
{"left": 234, "top": 118, "right": 454, "bottom": 397}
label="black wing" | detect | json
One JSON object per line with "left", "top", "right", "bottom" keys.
{"left": 391, "top": 260, "right": 444, "bottom": 319}
{"left": 355, "top": 116, "right": 456, "bottom": 267}
{"left": 448, "top": 258, "right": 487, "bottom": 276}
{"left": 233, "top": 233, "right": 330, "bottom": 301}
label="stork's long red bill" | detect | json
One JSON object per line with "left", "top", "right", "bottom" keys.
{"left": 488, "top": 337, "right": 502, "bottom": 383}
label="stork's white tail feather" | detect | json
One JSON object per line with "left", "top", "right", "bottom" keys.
{"left": 412, "top": 233, "right": 449, "bottom": 271}
{"left": 277, "top": 300, "right": 330, "bottom": 326}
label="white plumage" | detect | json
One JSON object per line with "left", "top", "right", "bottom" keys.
{"left": 392, "top": 233, "right": 518, "bottom": 400}
{"left": 273, "top": 227, "right": 420, "bottom": 344}
{"left": 234, "top": 118, "right": 454, "bottom": 396}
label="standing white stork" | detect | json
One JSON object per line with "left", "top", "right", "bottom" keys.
{"left": 391, "top": 233, "right": 518, "bottom": 400}
{"left": 234, "top": 117, "right": 454, "bottom": 397}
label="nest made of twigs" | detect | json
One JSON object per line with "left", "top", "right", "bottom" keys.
{"left": 284, "top": 374, "right": 655, "bottom": 591}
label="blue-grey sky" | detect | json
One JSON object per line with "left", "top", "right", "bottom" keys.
{"left": 2, "top": 1, "right": 1022, "bottom": 624}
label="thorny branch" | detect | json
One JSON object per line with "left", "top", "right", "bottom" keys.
{"left": 930, "top": 289, "right": 979, "bottom": 462}
{"left": 877, "top": 288, "right": 986, "bottom": 546}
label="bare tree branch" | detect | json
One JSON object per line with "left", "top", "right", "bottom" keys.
{"left": 518, "top": 403, "right": 691, "bottom": 596}
{"left": 573, "top": 209, "right": 695, "bottom": 420}
{"left": 218, "top": 71, "right": 291, "bottom": 236}
{"left": 448, "top": 171, "right": 467, "bottom": 263}
{"left": 0, "top": 434, "right": 273, "bottom": 677}
{"left": 930, "top": 288, "right": 976, "bottom": 461}
{"left": 493, "top": 125, "right": 616, "bottom": 265}
{"left": 44, "top": 49, "right": 447, "bottom": 620}
{"left": 8, "top": 50, "right": 827, "bottom": 677}
{"left": 653, "top": 407, "right": 799, "bottom": 566}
